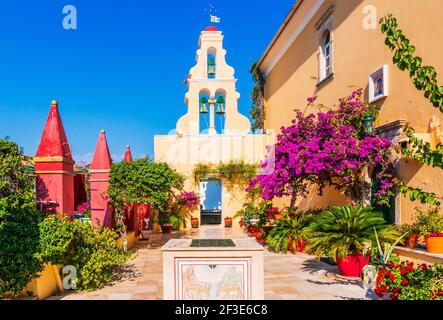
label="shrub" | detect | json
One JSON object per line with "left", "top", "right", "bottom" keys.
{"left": 248, "top": 90, "right": 395, "bottom": 206}
{"left": 304, "top": 205, "right": 401, "bottom": 260}
{"left": 266, "top": 210, "right": 315, "bottom": 253}
{"left": 0, "top": 138, "right": 43, "bottom": 297}
{"left": 38, "top": 215, "right": 127, "bottom": 291}
{"left": 375, "top": 260, "right": 443, "bottom": 300}
{"left": 413, "top": 207, "right": 443, "bottom": 237}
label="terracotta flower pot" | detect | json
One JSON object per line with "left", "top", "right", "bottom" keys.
{"left": 161, "top": 224, "right": 172, "bottom": 234}
{"left": 425, "top": 235, "right": 443, "bottom": 253}
{"left": 336, "top": 252, "right": 370, "bottom": 278}
{"left": 406, "top": 232, "right": 419, "bottom": 248}
{"left": 191, "top": 218, "right": 199, "bottom": 229}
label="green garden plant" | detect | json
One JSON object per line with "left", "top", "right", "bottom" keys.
{"left": 38, "top": 215, "right": 127, "bottom": 291}
{"left": 413, "top": 206, "right": 443, "bottom": 237}
{"left": 380, "top": 14, "right": 443, "bottom": 206}
{"left": 0, "top": 138, "right": 43, "bottom": 297}
{"left": 266, "top": 210, "right": 315, "bottom": 253}
{"left": 169, "top": 214, "right": 186, "bottom": 230}
{"left": 304, "top": 205, "right": 401, "bottom": 261}
{"left": 108, "top": 159, "right": 184, "bottom": 233}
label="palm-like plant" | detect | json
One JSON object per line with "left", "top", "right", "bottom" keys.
{"left": 304, "top": 205, "right": 401, "bottom": 261}
{"left": 266, "top": 212, "right": 314, "bottom": 253}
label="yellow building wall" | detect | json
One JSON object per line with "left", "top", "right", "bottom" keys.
{"left": 154, "top": 134, "right": 275, "bottom": 228}
{"left": 23, "top": 263, "right": 63, "bottom": 300}
{"left": 261, "top": 0, "right": 443, "bottom": 222}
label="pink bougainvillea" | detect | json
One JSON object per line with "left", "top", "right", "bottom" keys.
{"left": 248, "top": 89, "right": 395, "bottom": 206}
{"left": 176, "top": 191, "right": 200, "bottom": 208}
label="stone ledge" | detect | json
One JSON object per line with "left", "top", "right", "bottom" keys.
{"left": 394, "top": 246, "right": 443, "bottom": 265}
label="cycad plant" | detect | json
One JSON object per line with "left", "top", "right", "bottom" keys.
{"left": 266, "top": 211, "right": 314, "bottom": 253}
{"left": 305, "top": 205, "right": 401, "bottom": 261}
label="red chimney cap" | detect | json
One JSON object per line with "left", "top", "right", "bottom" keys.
{"left": 204, "top": 26, "right": 219, "bottom": 32}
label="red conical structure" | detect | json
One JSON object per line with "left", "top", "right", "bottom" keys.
{"left": 34, "top": 100, "right": 75, "bottom": 217}
{"left": 122, "top": 145, "right": 136, "bottom": 232}
{"left": 123, "top": 145, "right": 133, "bottom": 163}
{"left": 89, "top": 130, "right": 113, "bottom": 228}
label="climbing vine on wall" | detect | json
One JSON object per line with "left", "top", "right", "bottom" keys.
{"left": 380, "top": 14, "right": 443, "bottom": 206}
{"left": 399, "top": 184, "right": 441, "bottom": 207}
{"left": 380, "top": 14, "right": 442, "bottom": 111}
{"left": 402, "top": 126, "right": 443, "bottom": 169}
{"left": 193, "top": 161, "right": 259, "bottom": 196}
{"left": 249, "top": 61, "right": 266, "bottom": 131}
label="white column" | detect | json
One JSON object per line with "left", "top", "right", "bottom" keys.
{"left": 208, "top": 98, "right": 216, "bottom": 135}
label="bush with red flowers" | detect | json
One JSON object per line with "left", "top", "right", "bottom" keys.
{"left": 375, "top": 260, "right": 443, "bottom": 300}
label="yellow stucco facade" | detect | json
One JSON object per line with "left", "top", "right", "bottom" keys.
{"left": 154, "top": 27, "right": 274, "bottom": 229}
{"left": 257, "top": 0, "right": 443, "bottom": 223}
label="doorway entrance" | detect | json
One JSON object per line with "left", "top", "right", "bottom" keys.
{"left": 199, "top": 178, "right": 222, "bottom": 225}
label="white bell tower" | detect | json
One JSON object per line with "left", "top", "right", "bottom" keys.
{"left": 176, "top": 26, "right": 251, "bottom": 136}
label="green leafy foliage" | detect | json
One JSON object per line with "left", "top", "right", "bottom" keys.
{"left": 108, "top": 159, "right": 184, "bottom": 233}
{"left": 305, "top": 205, "right": 401, "bottom": 261}
{"left": 375, "top": 261, "right": 443, "bottom": 300}
{"left": 266, "top": 211, "right": 315, "bottom": 253}
{"left": 412, "top": 206, "right": 443, "bottom": 237}
{"left": 380, "top": 15, "right": 443, "bottom": 207}
{"left": 380, "top": 14, "right": 443, "bottom": 111}
{"left": 109, "top": 159, "right": 184, "bottom": 210}
{"left": 399, "top": 183, "right": 441, "bottom": 206}
{"left": 402, "top": 126, "right": 443, "bottom": 170}
{"left": 249, "top": 61, "right": 266, "bottom": 131}
{"left": 234, "top": 201, "right": 273, "bottom": 225}
{"left": 193, "top": 161, "right": 259, "bottom": 196}
{"left": 0, "top": 138, "right": 43, "bottom": 297}
{"left": 38, "top": 215, "right": 127, "bottom": 291}
{"left": 169, "top": 214, "right": 186, "bottom": 230}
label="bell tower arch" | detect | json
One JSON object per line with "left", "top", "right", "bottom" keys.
{"left": 176, "top": 26, "right": 251, "bottom": 136}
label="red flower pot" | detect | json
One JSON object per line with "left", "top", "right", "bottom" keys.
{"left": 296, "top": 239, "right": 305, "bottom": 252}
{"left": 191, "top": 218, "right": 199, "bottom": 229}
{"left": 336, "top": 252, "right": 370, "bottom": 278}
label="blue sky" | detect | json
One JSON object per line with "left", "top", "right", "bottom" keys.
{"left": 0, "top": 0, "right": 293, "bottom": 163}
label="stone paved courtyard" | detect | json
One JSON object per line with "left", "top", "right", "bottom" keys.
{"left": 54, "top": 226, "right": 376, "bottom": 300}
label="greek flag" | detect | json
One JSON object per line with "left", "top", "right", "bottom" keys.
{"left": 210, "top": 15, "right": 220, "bottom": 23}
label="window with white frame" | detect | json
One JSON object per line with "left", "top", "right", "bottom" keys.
{"left": 322, "top": 30, "right": 332, "bottom": 78}
{"left": 317, "top": 18, "right": 333, "bottom": 83}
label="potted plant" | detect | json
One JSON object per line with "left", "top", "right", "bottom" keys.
{"left": 414, "top": 207, "right": 443, "bottom": 253}
{"left": 170, "top": 214, "right": 186, "bottom": 231}
{"left": 266, "top": 209, "right": 314, "bottom": 253}
{"left": 305, "top": 205, "right": 401, "bottom": 278}
{"left": 191, "top": 217, "right": 199, "bottom": 228}
{"left": 76, "top": 202, "right": 91, "bottom": 225}
{"left": 224, "top": 216, "right": 233, "bottom": 228}
{"left": 159, "top": 213, "right": 172, "bottom": 233}
{"left": 397, "top": 223, "right": 419, "bottom": 248}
